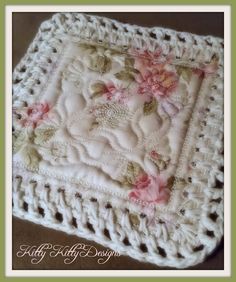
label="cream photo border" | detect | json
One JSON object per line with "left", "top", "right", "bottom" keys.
{"left": 5, "top": 5, "right": 231, "bottom": 277}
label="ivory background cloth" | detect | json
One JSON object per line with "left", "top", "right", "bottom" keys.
{"left": 12, "top": 12, "right": 224, "bottom": 270}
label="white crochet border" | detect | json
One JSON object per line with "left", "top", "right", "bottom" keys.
{"left": 12, "top": 13, "right": 224, "bottom": 269}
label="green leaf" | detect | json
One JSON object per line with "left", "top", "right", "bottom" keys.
{"left": 34, "top": 127, "right": 56, "bottom": 145}
{"left": 13, "top": 130, "right": 29, "bottom": 153}
{"left": 143, "top": 98, "right": 157, "bottom": 115}
{"left": 21, "top": 146, "right": 42, "bottom": 170}
{"left": 79, "top": 43, "right": 97, "bottom": 54}
{"left": 115, "top": 70, "right": 135, "bottom": 81}
{"left": 167, "top": 176, "right": 176, "bottom": 190}
{"left": 124, "top": 57, "right": 140, "bottom": 75}
{"left": 123, "top": 161, "right": 144, "bottom": 185}
{"left": 90, "top": 81, "right": 107, "bottom": 99}
{"left": 150, "top": 152, "right": 170, "bottom": 171}
{"left": 88, "top": 55, "right": 112, "bottom": 74}
{"left": 176, "top": 66, "right": 192, "bottom": 82}
{"left": 166, "top": 176, "right": 186, "bottom": 190}
{"left": 125, "top": 57, "right": 135, "bottom": 68}
{"left": 154, "top": 159, "right": 168, "bottom": 171}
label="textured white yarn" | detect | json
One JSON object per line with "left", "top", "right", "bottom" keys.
{"left": 12, "top": 13, "right": 224, "bottom": 269}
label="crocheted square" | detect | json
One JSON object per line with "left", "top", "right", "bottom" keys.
{"left": 12, "top": 13, "right": 224, "bottom": 268}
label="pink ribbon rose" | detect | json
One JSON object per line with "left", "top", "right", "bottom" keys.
{"left": 21, "top": 102, "right": 50, "bottom": 128}
{"left": 129, "top": 174, "right": 170, "bottom": 204}
{"left": 136, "top": 69, "right": 178, "bottom": 98}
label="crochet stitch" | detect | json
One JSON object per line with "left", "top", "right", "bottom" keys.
{"left": 12, "top": 13, "right": 224, "bottom": 268}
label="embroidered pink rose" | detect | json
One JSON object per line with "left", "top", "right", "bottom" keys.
{"left": 136, "top": 69, "right": 178, "bottom": 98}
{"left": 150, "top": 150, "right": 159, "bottom": 159}
{"left": 103, "top": 82, "right": 127, "bottom": 103}
{"left": 129, "top": 174, "right": 170, "bottom": 204}
{"left": 131, "top": 48, "right": 162, "bottom": 68}
{"left": 130, "top": 48, "right": 173, "bottom": 70}
{"left": 21, "top": 102, "right": 50, "bottom": 128}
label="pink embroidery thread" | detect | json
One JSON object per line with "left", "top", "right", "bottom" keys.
{"left": 129, "top": 174, "right": 170, "bottom": 204}
{"left": 103, "top": 82, "right": 127, "bottom": 103}
{"left": 21, "top": 102, "right": 50, "bottom": 128}
{"left": 136, "top": 69, "right": 179, "bottom": 98}
{"left": 130, "top": 47, "right": 173, "bottom": 69}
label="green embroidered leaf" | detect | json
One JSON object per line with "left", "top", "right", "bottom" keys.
{"left": 79, "top": 43, "right": 97, "bottom": 54}
{"left": 88, "top": 55, "right": 112, "bottom": 73}
{"left": 166, "top": 176, "right": 186, "bottom": 190}
{"left": 167, "top": 176, "right": 176, "bottom": 190}
{"left": 13, "top": 130, "right": 29, "bottom": 153}
{"left": 90, "top": 81, "right": 107, "bottom": 99}
{"left": 150, "top": 152, "right": 170, "bottom": 171}
{"left": 154, "top": 158, "right": 169, "bottom": 171}
{"left": 129, "top": 213, "right": 140, "bottom": 226}
{"left": 21, "top": 146, "right": 42, "bottom": 170}
{"left": 123, "top": 161, "right": 144, "bottom": 186}
{"left": 125, "top": 57, "right": 135, "bottom": 68}
{"left": 143, "top": 98, "right": 157, "bottom": 115}
{"left": 115, "top": 70, "right": 135, "bottom": 81}
{"left": 176, "top": 66, "right": 192, "bottom": 82}
{"left": 34, "top": 127, "right": 56, "bottom": 145}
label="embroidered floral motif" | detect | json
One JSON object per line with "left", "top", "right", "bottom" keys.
{"left": 12, "top": 129, "right": 42, "bottom": 169}
{"left": 129, "top": 48, "right": 169, "bottom": 69}
{"left": 149, "top": 150, "right": 170, "bottom": 171}
{"left": 129, "top": 213, "right": 140, "bottom": 227}
{"left": 90, "top": 81, "right": 108, "bottom": 99}
{"left": 143, "top": 97, "right": 158, "bottom": 115}
{"left": 17, "top": 102, "right": 50, "bottom": 129}
{"left": 85, "top": 54, "right": 112, "bottom": 74}
{"left": 122, "top": 161, "right": 145, "bottom": 187}
{"left": 34, "top": 126, "right": 57, "bottom": 145}
{"left": 20, "top": 146, "right": 42, "bottom": 170}
{"left": 115, "top": 56, "right": 139, "bottom": 82}
{"left": 13, "top": 108, "right": 55, "bottom": 170}
{"left": 90, "top": 81, "right": 127, "bottom": 103}
{"left": 176, "top": 66, "right": 192, "bottom": 83}
{"left": 13, "top": 130, "right": 32, "bottom": 153}
{"left": 136, "top": 69, "right": 178, "bottom": 98}
{"left": 129, "top": 174, "right": 170, "bottom": 204}
{"left": 13, "top": 43, "right": 220, "bottom": 210}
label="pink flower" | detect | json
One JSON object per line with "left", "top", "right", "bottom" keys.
{"left": 21, "top": 102, "right": 50, "bottom": 128}
{"left": 136, "top": 69, "right": 178, "bottom": 98}
{"left": 129, "top": 47, "right": 173, "bottom": 69}
{"left": 102, "top": 82, "right": 127, "bottom": 103}
{"left": 129, "top": 174, "right": 170, "bottom": 204}
{"left": 150, "top": 150, "right": 159, "bottom": 159}
{"left": 134, "top": 174, "right": 151, "bottom": 189}
{"left": 130, "top": 48, "right": 162, "bottom": 68}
